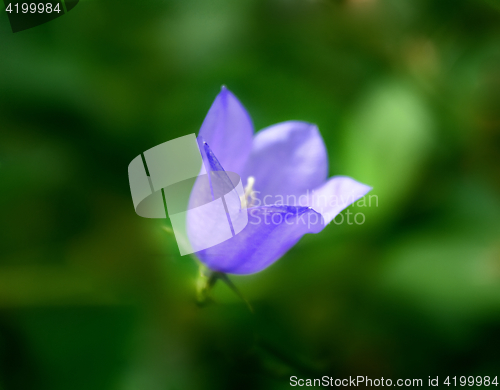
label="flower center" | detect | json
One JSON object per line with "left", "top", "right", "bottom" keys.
{"left": 240, "top": 176, "right": 257, "bottom": 209}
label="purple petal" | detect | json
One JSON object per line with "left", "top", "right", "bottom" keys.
{"left": 241, "top": 121, "right": 328, "bottom": 205}
{"left": 305, "top": 176, "right": 372, "bottom": 225}
{"left": 195, "top": 205, "right": 325, "bottom": 275}
{"left": 198, "top": 87, "right": 254, "bottom": 175}
{"left": 187, "top": 142, "right": 245, "bottom": 252}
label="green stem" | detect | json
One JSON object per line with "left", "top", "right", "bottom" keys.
{"left": 163, "top": 226, "right": 253, "bottom": 312}
{"left": 196, "top": 266, "right": 253, "bottom": 312}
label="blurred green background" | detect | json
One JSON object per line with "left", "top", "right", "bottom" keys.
{"left": 1, "top": 0, "right": 500, "bottom": 388}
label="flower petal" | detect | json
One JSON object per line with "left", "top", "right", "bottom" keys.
{"left": 186, "top": 141, "right": 245, "bottom": 254}
{"left": 195, "top": 205, "right": 324, "bottom": 275}
{"left": 241, "top": 121, "right": 328, "bottom": 204}
{"left": 198, "top": 87, "right": 254, "bottom": 174}
{"left": 305, "top": 176, "right": 372, "bottom": 224}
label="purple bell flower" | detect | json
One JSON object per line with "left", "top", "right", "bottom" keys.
{"left": 187, "top": 87, "right": 371, "bottom": 275}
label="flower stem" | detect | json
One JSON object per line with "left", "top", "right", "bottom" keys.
{"left": 163, "top": 225, "right": 253, "bottom": 312}
{"left": 196, "top": 265, "right": 253, "bottom": 312}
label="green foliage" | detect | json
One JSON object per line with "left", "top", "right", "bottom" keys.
{"left": 1, "top": 0, "right": 500, "bottom": 388}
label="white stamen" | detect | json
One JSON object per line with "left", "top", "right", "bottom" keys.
{"left": 240, "top": 176, "right": 256, "bottom": 209}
